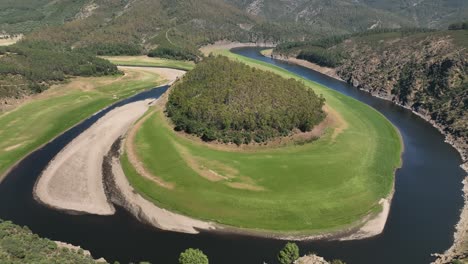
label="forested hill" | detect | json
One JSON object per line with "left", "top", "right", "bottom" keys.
{"left": 2, "top": 0, "right": 468, "bottom": 59}
{"left": 0, "top": 41, "right": 119, "bottom": 101}
{"left": 273, "top": 28, "right": 468, "bottom": 161}
{"left": 226, "top": 0, "right": 468, "bottom": 33}
{"left": 166, "top": 55, "right": 325, "bottom": 145}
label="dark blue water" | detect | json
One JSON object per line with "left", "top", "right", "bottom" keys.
{"left": 0, "top": 48, "right": 464, "bottom": 264}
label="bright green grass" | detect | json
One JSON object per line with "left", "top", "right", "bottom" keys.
{"left": 102, "top": 56, "right": 195, "bottom": 71}
{"left": 0, "top": 68, "right": 163, "bottom": 179}
{"left": 122, "top": 50, "right": 403, "bottom": 233}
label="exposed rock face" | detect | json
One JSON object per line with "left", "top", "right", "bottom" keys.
{"left": 336, "top": 34, "right": 467, "bottom": 164}
{"left": 294, "top": 254, "right": 330, "bottom": 264}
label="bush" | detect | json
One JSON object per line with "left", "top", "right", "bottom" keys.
{"left": 76, "top": 43, "right": 142, "bottom": 56}
{"left": 448, "top": 22, "right": 468, "bottom": 30}
{"left": 278, "top": 242, "right": 300, "bottom": 264}
{"left": 179, "top": 248, "right": 209, "bottom": 264}
{"left": 297, "top": 47, "right": 345, "bottom": 67}
{"left": 331, "top": 260, "right": 346, "bottom": 264}
{"left": 148, "top": 46, "right": 199, "bottom": 62}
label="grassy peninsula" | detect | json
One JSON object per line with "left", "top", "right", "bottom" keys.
{"left": 122, "top": 50, "right": 403, "bottom": 233}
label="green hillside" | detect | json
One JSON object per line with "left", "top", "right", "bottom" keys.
{"left": 0, "top": 219, "right": 105, "bottom": 263}
{"left": 0, "top": 0, "right": 88, "bottom": 34}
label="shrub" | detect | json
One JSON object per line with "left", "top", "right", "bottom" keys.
{"left": 278, "top": 242, "right": 300, "bottom": 264}
{"left": 178, "top": 248, "right": 209, "bottom": 264}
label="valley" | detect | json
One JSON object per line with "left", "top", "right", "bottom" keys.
{"left": 0, "top": 1, "right": 466, "bottom": 263}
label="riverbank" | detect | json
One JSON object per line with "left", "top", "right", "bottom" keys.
{"left": 0, "top": 67, "right": 165, "bottom": 181}
{"left": 262, "top": 47, "right": 468, "bottom": 263}
{"left": 200, "top": 41, "right": 274, "bottom": 56}
{"left": 261, "top": 49, "right": 344, "bottom": 82}
{"left": 34, "top": 99, "right": 153, "bottom": 215}
{"left": 33, "top": 68, "right": 185, "bottom": 215}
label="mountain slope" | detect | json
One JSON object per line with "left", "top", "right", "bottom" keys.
{"left": 23, "top": 0, "right": 273, "bottom": 56}
{"left": 0, "top": 0, "right": 88, "bottom": 34}
{"left": 226, "top": 0, "right": 468, "bottom": 32}
{"left": 273, "top": 28, "right": 468, "bottom": 161}
{"left": 227, "top": 0, "right": 413, "bottom": 33}
{"left": 361, "top": 0, "right": 468, "bottom": 28}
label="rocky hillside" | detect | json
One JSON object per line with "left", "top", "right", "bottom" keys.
{"left": 3, "top": 0, "right": 468, "bottom": 56}
{"left": 226, "top": 0, "right": 468, "bottom": 33}
{"left": 0, "top": 219, "right": 106, "bottom": 263}
{"left": 359, "top": 0, "right": 468, "bottom": 29}
{"left": 227, "top": 0, "right": 412, "bottom": 34}
{"left": 273, "top": 29, "right": 468, "bottom": 163}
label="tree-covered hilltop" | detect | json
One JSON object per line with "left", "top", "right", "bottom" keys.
{"left": 0, "top": 41, "right": 119, "bottom": 99}
{"left": 166, "top": 55, "right": 325, "bottom": 145}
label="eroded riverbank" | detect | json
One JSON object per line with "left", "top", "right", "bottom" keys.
{"left": 261, "top": 49, "right": 468, "bottom": 263}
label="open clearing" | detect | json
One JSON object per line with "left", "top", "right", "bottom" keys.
{"left": 0, "top": 67, "right": 164, "bottom": 180}
{"left": 122, "top": 50, "right": 403, "bottom": 234}
{"left": 101, "top": 56, "right": 195, "bottom": 71}
{"left": 0, "top": 35, "right": 23, "bottom": 46}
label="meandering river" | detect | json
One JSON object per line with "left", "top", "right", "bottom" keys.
{"left": 0, "top": 48, "right": 465, "bottom": 264}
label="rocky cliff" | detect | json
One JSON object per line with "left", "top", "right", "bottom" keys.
{"left": 336, "top": 31, "right": 467, "bottom": 164}
{"left": 275, "top": 30, "right": 467, "bottom": 165}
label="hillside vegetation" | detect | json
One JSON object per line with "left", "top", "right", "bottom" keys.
{"left": 0, "top": 0, "right": 88, "bottom": 34}
{"left": 273, "top": 28, "right": 468, "bottom": 160}
{"left": 2, "top": 0, "right": 467, "bottom": 61}
{"left": 0, "top": 219, "right": 104, "bottom": 263}
{"left": 24, "top": 0, "right": 266, "bottom": 59}
{"left": 227, "top": 0, "right": 468, "bottom": 32}
{"left": 0, "top": 41, "right": 119, "bottom": 99}
{"left": 166, "top": 55, "right": 325, "bottom": 144}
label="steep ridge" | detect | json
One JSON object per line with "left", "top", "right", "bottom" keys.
{"left": 273, "top": 29, "right": 467, "bottom": 165}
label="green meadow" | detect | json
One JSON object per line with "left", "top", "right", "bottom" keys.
{"left": 122, "top": 50, "right": 403, "bottom": 233}
{"left": 0, "top": 68, "right": 163, "bottom": 179}
{"left": 101, "top": 56, "right": 195, "bottom": 71}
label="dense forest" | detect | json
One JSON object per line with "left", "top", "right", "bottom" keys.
{"left": 0, "top": 41, "right": 119, "bottom": 99}
{"left": 0, "top": 219, "right": 103, "bottom": 263}
{"left": 166, "top": 55, "right": 325, "bottom": 145}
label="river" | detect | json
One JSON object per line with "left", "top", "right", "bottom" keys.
{"left": 0, "top": 48, "right": 465, "bottom": 264}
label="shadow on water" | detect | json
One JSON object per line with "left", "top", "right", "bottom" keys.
{"left": 0, "top": 48, "right": 465, "bottom": 264}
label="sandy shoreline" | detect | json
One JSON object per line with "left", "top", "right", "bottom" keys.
{"left": 104, "top": 138, "right": 216, "bottom": 234}
{"left": 34, "top": 99, "right": 152, "bottom": 215}
{"left": 33, "top": 67, "right": 185, "bottom": 215}
{"left": 200, "top": 40, "right": 274, "bottom": 56}
{"left": 106, "top": 130, "right": 392, "bottom": 239}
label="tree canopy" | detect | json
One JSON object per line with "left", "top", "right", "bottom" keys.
{"left": 178, "top": 248, "right": 209, "bottom": 264}
{"left": 278, "top": 242, "right": 300, "bottom": 264}
{"left": 166, "top": 55, "right": 325, "bottom": 145}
